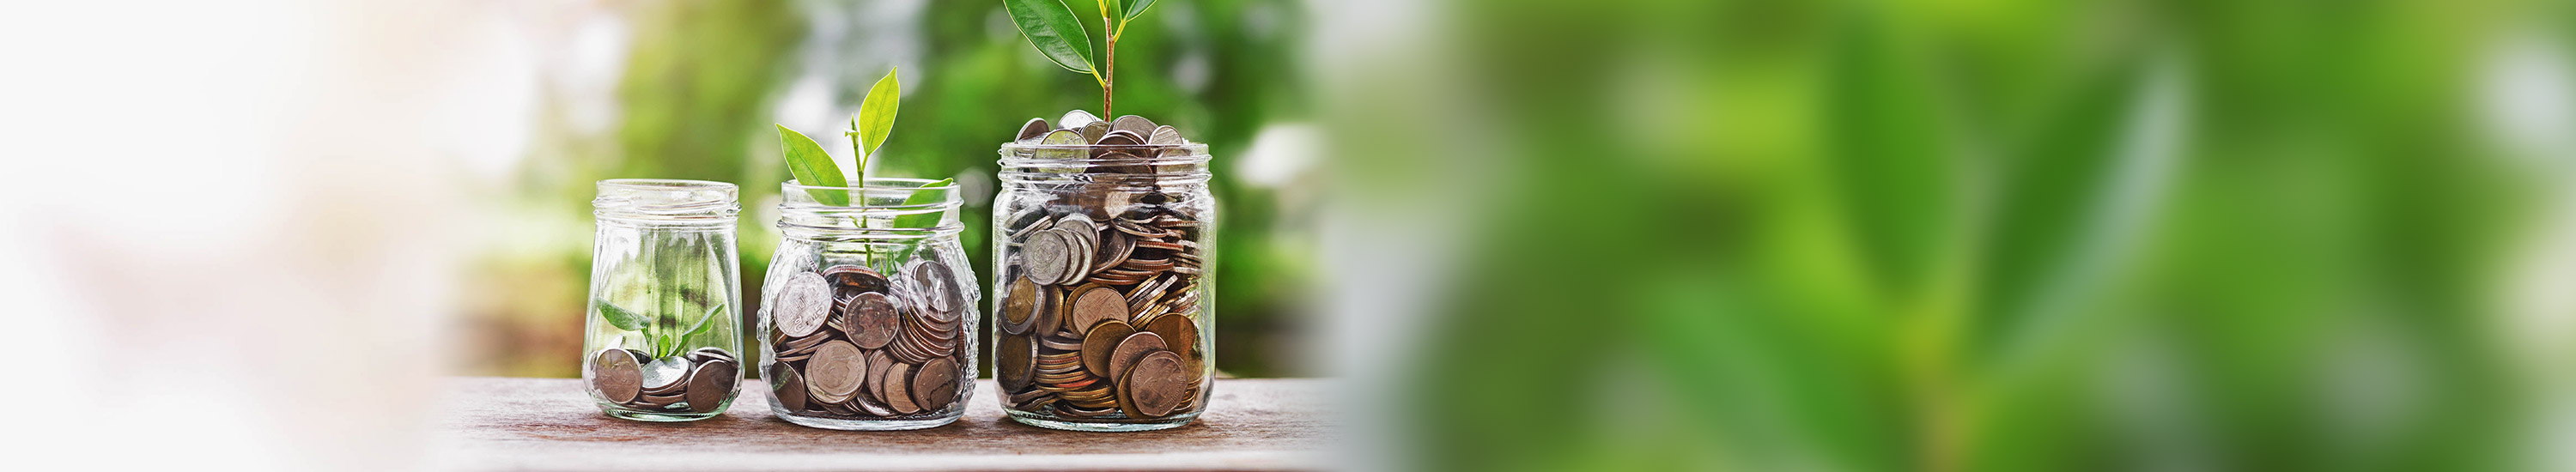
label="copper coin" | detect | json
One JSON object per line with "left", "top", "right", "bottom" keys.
{"left": 1123, "top": 350, "right": 1192, "bottom": 418}
{"left": 773, "top": 272, "right": 833, "bottom": 338}
{"left": 1109, "top": 331, "right": 1169, "bottom": 382}
{"left": 864, "top": 348, "right": 894, "bottom": 404}
{"left": 823, "top": 264, "right": 891, "bottom": 293}
{"left": 685, "top": 359, "right": 738, "bottom": 413}
{"left": 999, "top": 334, "right": 1036, "bottom": 391}
{"left": 769, "top": 363, "right": 809, "bottom": 412}
{"left": 1067, "top": 285, "right": 1130, "bottom": 336}
{"left": 1096, "top": 130, "right": 1144, "bottom": 149}
{"left": 588, "top": 348, "right": 643, "bottom": 404}
{"left": 1139, "top": 314, "right": 1201, "bottom": 366}
{"left": 904, "top": 259, "right": 960, "bottom": 315}
{"left": 1079, "top": 320, "right": 1138, "bottom": 378}
{"left": 913, "top": 357, "right": 960, "bottom": 411}
{"left": 843, "top": 292, "right": 899, "bottom": 349}
{"left": 806, "top": 341, "right": 865, "bottom": 404}
{"left": 883, "top": 362, "right": 920, "bottom": 414}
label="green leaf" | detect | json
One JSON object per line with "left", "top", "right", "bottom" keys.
{"left": 1002, "top": 0, "right": 1096, "bottom": 75}
{"left": 855, "top": 69, "right": 900, "bottom": 161}
{"left": 1123, "top": 0, "right": 1155, "bottom": 22}
{"left": 775, "top": 124, "right": 850, "bottom": 206}
{"left": 681, "top": 301, "right": 726, "bottom": 341}
{"left": 890, "top": 179, "right": 955, "bottom": 230}
{"left": 597, "top": 299, "right": 647, "bottom": 332}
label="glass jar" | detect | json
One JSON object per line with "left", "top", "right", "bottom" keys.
{"left": 584, "top": 179, "right": 745, "bottom": 421}
{"left": 992, "top": 141, "right": 1216, "bottom": 432}
{"left": 757, "top": 178, "right": 978, "bottom": 430}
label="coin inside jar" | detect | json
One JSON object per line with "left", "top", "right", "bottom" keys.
{"left": 1139, "top": 314, "right": 1201, "bottom": 367}
{"left": 1080, "top": 320, "right": 1138, "bottom": 378}
{"left": 1001, "top": 275, "right": 1043, "bottom": 335}
{"left": 1067, "top": 285, "right": 1130, "bottom": 336}
{"left": 769, "top": 363, "right": 809, "bottom": 412}
{"left": 905, "top": 260, "right": 959, "bottom": 315}
{"left": 913, "top": 356, "right": 959, "bottom": 411}
{"left": 1123, "top": 350, "right": 1192, "bottom": 418}
{"left": 999, "top": 333, "right": 1036, "bottom": 390}
{"left": 806, "top": 341, "right": 865, "bottom": 404}
{"left": 774, "top": 272, "right": 834, "bottom": 338}
{"left": 843, "top": 292, "right": 900, "bottom": 349}
{"left": 589, "top": 348, "right": 643, "bottom": 404}
{"left": 685, "top": 359, "right": 738, "bottom": 413}
{"left": 1108, "top": 331, "right": 1169, "bottom": 383}
{"left": 883, "top": 362, "right": 920, "bottom": 414}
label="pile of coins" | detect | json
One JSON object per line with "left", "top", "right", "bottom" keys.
{"left": 589, "top": 345, "right": 740, "bottom": 414}
{"left": 762, "top": 260, "right": 969, "bottom": 419}
{"left": 996, "top": 111, "right": 1209, "bottom": 421}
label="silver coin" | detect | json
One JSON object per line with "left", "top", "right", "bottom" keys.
{"left": 1059, "top": 109, "right": 1101, "bottom": 130}
{"left": 1097, "top": 130, "right": 1145, "bottom": 148}
{"left": 773, "top": 272, "right": 833, "bottom": 338}
{"left": 1036, "top": 129, "right": 1087, "bottom": 160}
{"left": 1017, "top": 118, "right": 1052, "bottom": 142}
{"left": 1147, "top": 125, "right": 1183, "bottom": 145}
{"left": 1024, "top": 228, "right": 1069, "bottom": 286}
{"left": 903, "top": 259, "right": 959, "bottom": 315}
{"left": 640, "top": 355, "right": 692, "bottom": 392}
{"left": 1052, "top": 228, "right": 1091, "bottom": 284}
{"left": 806, "top": 341, "right": 865, "bottom": 404}
{"left": 1080, "top": 121, "right": 1109, "bottom": 144}
{"left": 588, "top": 348, "right": 643, "bottom": 404}
{"left": 685, "top": 359, "right": 738, "bottom": 413}
{"left": 1111, "top": 115, "right": 1156, "bottom": 136}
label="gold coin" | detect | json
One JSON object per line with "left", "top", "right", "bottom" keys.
{"left": 1139, "top": 314, "right": 1201, "bottom": 369}
{"left": 1080, "top": 320, "right": 1137, "bottom": 378}
{"left": 999, "top": 334, "right": 1035, "bottom": 391}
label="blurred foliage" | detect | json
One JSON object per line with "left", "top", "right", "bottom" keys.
{"left": 1372, "top": 0, "right": 2554, "bottom": 470}
{"left": 471, "top": 0, "right": 1309, "bottom": 378}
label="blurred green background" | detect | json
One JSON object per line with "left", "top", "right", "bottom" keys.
{"left": 451, "top": 0, "right": 2576, "bottom": 469}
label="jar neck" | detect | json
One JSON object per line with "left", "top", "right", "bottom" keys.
{"left": 594, "top": 179, "right": 739, "bottom": 224}
{"left": 997, "top": 142, "right": 1212, "bottom": 190}
{"left": 776, "top": 179, "right": 964, "bottom": 241}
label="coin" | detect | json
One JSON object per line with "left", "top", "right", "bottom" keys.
{"left": 999, "top": 334, "right": 1036, "bottom": 390}
{"left": 1023, "top": 227, "right": 1070, "bottom": 286}
{"left": 1108, "top": 331, "right": 1169, "bottom": 382}
{"left": 849, "top": 382, "right": 897, "bottom": 416}
{"left": 1018, "top": 118, "right": 1052, "bottom": 142}
{"left": 1060, "top": 109, "right": 1101, "bottom": 130}
{"left": 1080, "top": 320, "right": 1137, "bottom": 378}
{"left": 806, "top": 341, "right": 864, "bottom": 404}
{"left": 1067, "top": 285, "right": 1130, "bottom": 336}
{"left": 686, "top": 359, "right": 738, "bottom": 413}
{"left": 1037, "top": 130, "right": 1088, "bottom": 160}
{"left": 769, "top": 363, "right": 809, "bottom": 412}
{"left": 884, "top": 362, "right": 920, "bottom": 414}
{"left": 688, "top": 347, "right": 737, "bottom": 364}
{"left": 1091, "top": 228, "right": 1133, "bottom": 275}
{"left": 1000, "top": 275, "right": 1043, "bottom": 335}
{"left": 843, "top": 292, "right": 899, "bottom": 349}
{"left": 904, "top": 259, "right": 959, "bottom": 316}
{"left": 864, "top": 348, "right": 895, "bottom": 404}
{"left": 1080, "top": 121, "right": 1109, "bottom": 143}
{"left": 1097, "top": 130, "right": 1144, "bottom": 148}
{"left": 914, "top": 357, "right": 959, "bottom": 411}
{"left": 641, "top": 355, "right": 692, "bottom": 393}
{"left": 1111, "top": 115, "right": 1156, "bottom": 136}
{"left": 589, "top": 348, "right": 643, "bottom": 404}
{"left": 1148, "top": 125, "right": 1182, "bottom": 145}
{"left": 1139, "top": 313, "right": 1201, "bottom": 366}
{"left": 1124, "top": 350, "right": 1192, "bottom": 418}
{"left": 823, "top": 264, "right": 892, "bottom": 293}
{"left": 775, "top": 272, "right": 833, "bottom": 338}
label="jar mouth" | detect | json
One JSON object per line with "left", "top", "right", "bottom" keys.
{"left": 595, "top": 179, "right": 739, "bottom": 221}
{"left": 997, "top": 142, "right": 1212, "bottom": 168}
{"left": 779, "top": 178, "right": 963, "bottom": 209}
{"left": 777, "top": 178, "right": 963, "bottom": 237}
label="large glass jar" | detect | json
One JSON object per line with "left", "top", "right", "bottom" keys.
{"left": 757, "top": 179, "right": 978, "bottom": 430}
{"left": 992, "top": 141, "right": 1215, "bottom": 432}
{"left": 584, "top": 179, "right": 745, "bottom": 421}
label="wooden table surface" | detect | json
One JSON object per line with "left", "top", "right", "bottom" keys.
{"left": 433, "top": 377, "right": 1328, "bottom": 471}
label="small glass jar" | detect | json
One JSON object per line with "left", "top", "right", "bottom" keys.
{"left": 757, "top": 178, "right": 978, "bottom": 430}
{"left": 992, "top": 141, "right": 1216, "bottom": 432}
{"left": 584, "top": 179, "right": 745, "bottom": 421}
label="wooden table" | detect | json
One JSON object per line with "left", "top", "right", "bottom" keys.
{"left": 434, "top": 378, "right": 1328, "bottom": 471}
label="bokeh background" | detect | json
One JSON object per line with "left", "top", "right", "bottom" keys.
{"left": 10, "top": 0, "right": 2576, "bottom": 470}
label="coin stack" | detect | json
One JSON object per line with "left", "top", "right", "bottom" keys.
{"left": 996, "top": 111, "right": 1209, "bottom": 421}
{"left": 589, "top": 345, "right": 741, "bottom": 414}
{"left": 763, "top": 260, "right": 969, "bottom": 420}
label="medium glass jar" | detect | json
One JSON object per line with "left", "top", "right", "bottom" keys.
{"left": 992, "top": 142, "right": 1216, "bottom": 432}
{"left": 757, "top": 178, "right": 977, "bottom": 430}
{"left": 584, "top": 179, "right": 745, "bottom": 421}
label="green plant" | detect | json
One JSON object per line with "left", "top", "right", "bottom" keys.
{"left": 772, "top": 68, "right": 952, "bottom": 269}
{"left": 1002, "top": 0, "right": 1158, "bottom": 116}
{"left": 598, "top": 299, "right": 724, "bottom": 360}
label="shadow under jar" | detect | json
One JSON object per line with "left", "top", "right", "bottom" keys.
{"left": 759, "top": 179, "right": 979, "bottom": 430}
{"left": 993, "top": 142, "right": 1215, "bottom": 432}
{"left": 585, "top": 179, "right": 745, "bottom": 422}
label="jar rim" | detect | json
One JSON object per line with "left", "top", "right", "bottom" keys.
{"left": 594, "top": 179, "right": 738, "bottom": 221}
{"left": 997, "top": 142, "right": 1211, "bottom": 167}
